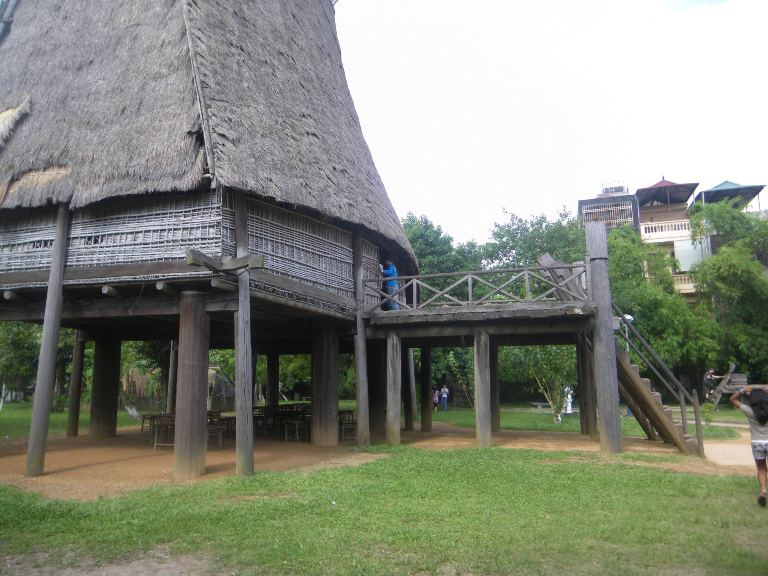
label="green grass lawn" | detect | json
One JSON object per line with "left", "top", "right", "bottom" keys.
{"left": 1, "top": 447, "right": 766, "bottom": 575}
{"left": 432, "top": 406, "right": 741, "bottom": 440}
{"left": 0, "top": 401, "right": 135, "bottom": 439}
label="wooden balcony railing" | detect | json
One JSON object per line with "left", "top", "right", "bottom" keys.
{"left": 363, "top": 265, "right": 588, "bottom": 314}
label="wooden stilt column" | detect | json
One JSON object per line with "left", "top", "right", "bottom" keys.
{"left": 576, "top": 332, "right": 597, "bottom": 438}
{"left": 66, "top": 331, "right": 86, "bottom": 437}
{"left": 386, "top": 332, "right": 402, "bottom": 444}
{"left": 586, "top": 222, "right": 622, "bottom": 452}
{"left": 474, "top": 330, "right": 492, "bottom": 447}
{"left": 420, "top": 347, "right": 432, "bottom": 432}
{"left": 174, "top": 292, "right": 210, "bottom": 480}
{"left": 89, "top": 337, "right": 122, "bottom": 438}
{"left": 26, "top": 203, "right": 70, "bottom": 476}
{"left": 312, "top": 319, "right": 339, "bottom": 446}
{"left": 367, "top": 339, "right": 387, "bottom": 443}
{"left": 234, "top": 191, "right": 254, "bottom": 475}
{"left": 266, "top": 353, "right": 280, "bottom": 408}
{"left": 490, "top": 342, "right": 501, "bottom": 434}
{"left": 167, "top": 340, "right": 178, "bottom": 414}
{"left": 402, "top": 348, "right": 417, "bottom": 431}
{"left": 352, "top": 234, "right": 370, "bottom": 445}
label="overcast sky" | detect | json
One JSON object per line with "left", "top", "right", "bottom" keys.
{"left": 335, "top": 0, "right": 768, "bottom": 243}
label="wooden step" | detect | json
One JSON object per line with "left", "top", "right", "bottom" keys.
{"left": 641, "top": 378, "right": 652, "bottom": 393}
{"left": 652, "top": 392, "right": 663, "bottom": 407}
{"left": 631, "top": 364, "right": 641, "bottom": 375}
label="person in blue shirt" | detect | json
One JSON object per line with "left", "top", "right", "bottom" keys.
{"left": 381, "top": 258, "right": 400, "bottom": 310}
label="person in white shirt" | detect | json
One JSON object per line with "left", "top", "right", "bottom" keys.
{"left": 730, "top": 386, "right": 768, "bottom": 507}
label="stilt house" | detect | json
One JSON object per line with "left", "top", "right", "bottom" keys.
{"left": 0, "top": 0, "right": 416, "bottom": 478}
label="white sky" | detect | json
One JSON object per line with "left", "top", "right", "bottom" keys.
{"left": 335, "top": 0, "right": 768, "bottom": 243}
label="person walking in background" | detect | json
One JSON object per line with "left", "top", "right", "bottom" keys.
{"left": 380, "top": 258, "right": 400, "bottom": 311}
{"left": 440, "top": 385, "right": 449, "bottom": 411}
{"left": 432, "top": 388, "right": 439, "bottom": 412}
{"left": 730, "top": 386, "right": 768, "bottom": 506}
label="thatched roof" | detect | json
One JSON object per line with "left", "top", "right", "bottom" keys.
{"left": 0, "top": 0, "right": 414, "bottom": 265}
{"left": 0, "top": 1, "right": 205, "bottom": 210}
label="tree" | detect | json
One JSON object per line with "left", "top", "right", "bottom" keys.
{"left": 485, "top": 209, "right": 585, "bottom": 268}
{"left": 0, "top": 322, "right": 40, "bottom": 394}
{"left": 689, "top": 201, "right": 768, "bottom": 380}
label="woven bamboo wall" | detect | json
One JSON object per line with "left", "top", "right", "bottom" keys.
{"left": 0, "top": 191, "right": 223, "bottom": 273}
{"left": 0, "top": 206, "right": 57, "bottom": 272}
{"left": 222, "top": 192, "right": 380, "bottom": 305}
{"left": 66, "top": 191, "right": 223, "bottom": 268}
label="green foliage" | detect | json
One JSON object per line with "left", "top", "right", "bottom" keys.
{"left": 607, "top": 227, "right": 720, "bottom": 375}
{"left": 485, "top": 208, "right": 585, "bottom": 268}
{"left": 0, "top": 322, "right": 40, "bottom": 392}
{"left": 690, "top": 201, "right": 768, "bottom": 380}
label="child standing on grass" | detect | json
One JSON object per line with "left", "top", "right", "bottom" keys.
{"left": 729, "top": 386, "right": 768, "bottom": 507}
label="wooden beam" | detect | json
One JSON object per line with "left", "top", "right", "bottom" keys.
{"left": 66, "top": 330, "right": 86, "bottom": 437}
{"left": 89, "top": 337, "right": 121, "bottom": 438}
{"left": 367, "top": 339, "right": 387, "bottom": 443}
{"left": 26, "top": 203, "right": 70, "bottom": 477}
{"left": 386, "top": 333, "right": 402, "bottom": 445}
{"left": 3, "top": 290, "right": 20, "bottom": 301}
{"left": 174, "top": 292, "right": 210, "bottom": 480}
{"left": 211, "top": 278, "right": 236, "bottom": 292}
{"left": 155, "top": 281, "right": 177, "bottom": 295}
{"left": 0, "top": 260, "right": 207, "bottom": 288}
{"left": 233, "top": 191, "right": 254, "bottom": 476}
{"left": 402, "top": 348, "right": 417, "bottom": 432}
{"left": 419, "top": 347, "right": 432, "bottom": 432}
{"left": 352, "top": 234, "right": 370, "bottom": 446}
{"left": 474, "top": 330, "right": 492, "bottom": 447}
{"left": 186, "top": 248, "right": 264, "bottom": 273}
{"left": 101, "top": 285, "right": 121, "bottom": 298}
{"left": 312, "top": 318, "right": 339, "bottom": 446}
{"left": 167, "top": 340, "right": 178, "bottom": 414}
{"left": 586, "top": 222, "right": 622, "bottom": 453}
{"left": 490, "top": 341, "right": 500, "bottom": 434}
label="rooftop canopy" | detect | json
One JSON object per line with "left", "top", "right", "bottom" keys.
{"left": 692, "top": 181, "right": 765, "bottom": 205}
{"left": 635, "top": 179, "right": 699, "bottom": 207}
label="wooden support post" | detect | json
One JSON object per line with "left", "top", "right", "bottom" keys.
{"left": 174, "top": 292, "right": 210, "bottom": 480}
{"left": 156, "top": 281, "right": 177, "bottom": 295}
{"left": 586, "top": 222, "right": 622, "bottom": 453}
{"left": 26, "top": 203, "right": 70, "bottom": 477}
{"left": 233, "top": 191, "right": 254, "bottom": 475}
{"left": 402, "top": 348, "right": 417, "bottom": 431}
{"left": 352, "top": 234, "right": 370, "bottom": 445}
{"left": 89, "top": 337, "right": 122, "bottom": 438}
{"left": 101, "top": 285, "right": 121, "bottom": 298}
{"left": 367, "top": 339, "right": 387, "bottom": 443}
{"left": 474, "top": 330, "right": 492, "bottom": 447}
{"left": 576, "top": 332, "right": 597, "bottom": 438}
{"left": 167, "top": 340, "right": 178, "bottom": 414}
{"left": 490, "top": 342, "right": 501, "bottom": 434}
{"left": 66, "top": 331, "right": 86, "bottom": 437}
{"left": 312, "top": 319, "right": 339, "bottom": 446}
{"left": 266, "top": 353, "right": 280, "bottom": 408}
{"left": 386, "top": 333, "right": 402, "bottom": 444}
{"left": 420, "top": 347, "right": 432, "bottom": 432}
{"left": 3, "top": 290, "right": 20, "bottom": 301}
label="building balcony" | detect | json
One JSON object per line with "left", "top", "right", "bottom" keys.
{"left": 672, "top": 273, "right": 696, "bottom": 294}
{"left": 640, "top": 219, "right": 691, "bottom": 243}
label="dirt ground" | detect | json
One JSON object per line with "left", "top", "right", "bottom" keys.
{"left": 0, "top": 422, "right": 754, "bottom": 502}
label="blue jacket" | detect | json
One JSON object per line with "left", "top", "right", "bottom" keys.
{"left": 382, "top": 263, "right": 398, "bottom": 288}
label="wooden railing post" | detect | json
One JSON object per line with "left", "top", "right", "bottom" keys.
{"left": 353, "top": 234, "right": 371, "bottom": 445}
